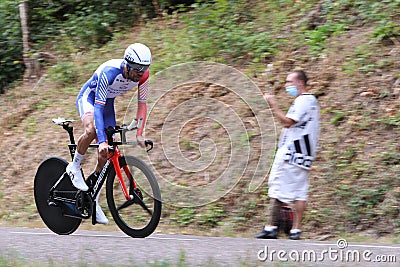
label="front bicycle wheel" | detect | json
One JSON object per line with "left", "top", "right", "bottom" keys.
{"left": 106, "top": 155, "right": 161, "bottom": 238}
{"left": 34, "top": 157, "right": 81, "bottom": 235}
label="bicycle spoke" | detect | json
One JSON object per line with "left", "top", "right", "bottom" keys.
{"left": 117, "top": 197, "right": 153, "bottom": 216}
{"left": 134, "top": 198, "right": 153, "bottom": 216}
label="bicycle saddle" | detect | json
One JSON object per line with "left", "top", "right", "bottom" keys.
{"left": 52, "top": 118, "right": 76, "bottom": 125}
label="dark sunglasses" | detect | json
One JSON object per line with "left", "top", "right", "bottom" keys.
{"left": 125, "top": 60, "right": 149, "bottom": 72}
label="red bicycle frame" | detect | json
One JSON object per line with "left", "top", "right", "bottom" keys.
{"left": 108, "top": 146, "right": 138, "bottom": 201}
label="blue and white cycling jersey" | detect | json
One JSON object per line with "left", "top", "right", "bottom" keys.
{"left": 76, "top": 59, "right": 149, "bottom": 143}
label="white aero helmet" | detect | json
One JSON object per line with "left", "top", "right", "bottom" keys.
{"left": 124, "top": 43, "right": 152, "bottom": 72}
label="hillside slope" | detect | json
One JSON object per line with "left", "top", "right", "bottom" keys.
{"left": 0, "top": 1, "right": 399, "bottom": 241}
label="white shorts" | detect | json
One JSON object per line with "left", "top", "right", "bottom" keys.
{"left": 268, "top": 149, "right": 309, "bottom": 204}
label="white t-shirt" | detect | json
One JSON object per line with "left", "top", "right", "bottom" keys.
{"left": 278, "top": 94, "right": 320, "bottom": 170}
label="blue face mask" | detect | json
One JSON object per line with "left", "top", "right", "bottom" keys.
{"left": 285, "top": 85, "right": 298, "bottom": 97}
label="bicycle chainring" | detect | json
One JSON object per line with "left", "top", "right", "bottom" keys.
{"left": 75, "top": 191, "right": 93, "bottom": 219}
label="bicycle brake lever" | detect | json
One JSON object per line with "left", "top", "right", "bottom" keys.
{"left": 127, "top": 118, "right": 143, "bottom": 131}
{"left": 145, "top": 140, "right": 153, "bottom": 152}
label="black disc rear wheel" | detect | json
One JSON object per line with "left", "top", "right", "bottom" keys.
{"left": 106, "top": 156, "right": 161, "bottom": 238}
{"left": 34, "top": 157, "right": 81, "bottom": 235}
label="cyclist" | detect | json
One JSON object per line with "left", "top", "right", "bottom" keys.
{"left": 66, "top": 43, "right": 152, "bottom": 224}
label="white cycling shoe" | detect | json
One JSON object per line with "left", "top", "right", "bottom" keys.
{"left": 66, "top": 163, "right": 89, "bottom": 191}
{"left": 96, "top": 204, "right": 109, "bottom": 225}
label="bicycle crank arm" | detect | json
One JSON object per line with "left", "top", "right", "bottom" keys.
{"left": 57, "top": 201, "right": 91, "bottom": 219}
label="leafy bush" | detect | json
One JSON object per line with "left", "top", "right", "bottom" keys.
{"left": 197, "top": 204, "right": 225, "bottom": 227}
{"left": 305, "top": 22, "right": 348, "bottom": 55}
{"left": 354, "top": 0, "right": 400, "bottom": 42}
{"left": 48, "top": 60, "right": 78, "bottom": 86}
{"left": 63, "top": 6, "right": 114, "bottom": 49}
{"left": 0, "top": 1, "right": 24, "bottom": 94}
{"left": 159, "top": 0, "right": 198, "bottom": 13}
{"left": 302, "top": 0, "right": 400, "bottom": 55}
{"left": 183, "top": 0, "right": 278, "bottom": 63}
{"left": 371, "top": 21, "right": 400, "bottom": 42}
{"left": 0, "top": 0, "right": 166, "bottom": 94}
{"left": 171, "top": 207, "right": 196, "bottom": 226}
{"left": 28, "top": 0, "right": 159, "bottom": 51}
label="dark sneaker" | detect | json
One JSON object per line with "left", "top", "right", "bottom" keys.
{"left": 289, "top": 230, "right": 302, "bottom": 240}
{"left": 255, "top": 228, "right": 278, "bottom": 239}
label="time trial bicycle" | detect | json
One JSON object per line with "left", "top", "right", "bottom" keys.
{"left": 34, "top": 118, "right": 162, "bottom": 238}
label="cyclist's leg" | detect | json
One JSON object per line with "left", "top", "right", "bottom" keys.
{"left": 76, "top": 114, "right": 96, "bottom": 155}
{"left": 91, "top": 99, "right": 115, "bottom": 224}
{"left": 95, "top": 98, "right": 116, "bottom": 173}
{"left": 76, "top": 92, "right": 97, "bottom": 156}
{"left": 67, "top": 92, "right": 96, "bottom": 191}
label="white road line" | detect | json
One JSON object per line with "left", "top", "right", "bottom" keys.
{"left": 148, "top": 236, "right": 200, "bottom": 241}
{"left": 10, "top": 231, "right": 199, "bottom": 241}
{"left": 11, "top": 231, "right": 55, "bottom": 236}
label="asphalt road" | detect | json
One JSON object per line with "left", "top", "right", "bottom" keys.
{"left": 0, "top": 227, "right": 399, "bottom": 266}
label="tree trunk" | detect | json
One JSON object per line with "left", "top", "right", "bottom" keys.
{"left": 152, "top": 0, "right": 162, "bottom": 16}
{"left": 19, "top": 0, "right": 38, "bottom": 80}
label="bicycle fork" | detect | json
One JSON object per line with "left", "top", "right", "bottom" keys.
{"left": 110, "top": 148, "right": 151, "bottom": 214}
{"left": 110, "top": 147, "right": 136, "bottom": 201}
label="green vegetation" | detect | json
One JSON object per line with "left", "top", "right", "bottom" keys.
{"left": 0, "top": 0, "right": 399, "bottom": 252}
{"left": 0, "top": 0, "right": 192, "bottom": 93}
{"left": 0, "top": 1, "right": 24, "bottom": 93}
{"left": 27, "top": 0, "right": 159, "bottom": 48}
{"left": 2, "top": 0, "right": 399, "bottom": 92}
{"left": 0, "top": 252, "right": 200, "bottom": 267}
{"left": 170, "top": 207, "right": 196, "bottom": 226}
